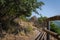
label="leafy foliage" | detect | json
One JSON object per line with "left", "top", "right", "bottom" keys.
{"left": 24, "top": 26, "right": 33, "bottom": 34}
{"left": 19, "top": 15, "right": 28, "bottom": 21}
{"left": 38, "top": 15, "right": 47, "bottom": 23}
{"left": 50, "top": 22, "right": 60, "bottom": 34}
{"left": 0, "top": 0, "right": 44, "bottom": 18}
{"left": 0, "top": 0, "right": 44, "bottom": 33}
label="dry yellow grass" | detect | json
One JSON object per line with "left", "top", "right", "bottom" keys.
{"left": 1, "top": 19, "right": 41, "bottom": 40}
{"left": 1, "top": 29, "right": 38, "bottom": 40}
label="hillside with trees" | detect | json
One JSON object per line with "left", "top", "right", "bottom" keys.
{"left": 0, "top": 0, "right": 44, "bottom": 33}
{"left": 0, "top": 0, "right": 44, "bottom": 40}
{"left": 0, "top": 0, "right": 60, "bottom": 40}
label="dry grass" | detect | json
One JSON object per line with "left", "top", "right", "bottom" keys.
{"left": 0, "top": 19, "right": 40, "bottom": 40}
{"left": 1, "top": 29, "right": 38, "bottom": 40}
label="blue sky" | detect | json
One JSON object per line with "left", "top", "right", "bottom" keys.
{"left": 31, "top": 0, "right": 60, "bottom": 17}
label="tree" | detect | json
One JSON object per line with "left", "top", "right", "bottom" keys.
{"left": 50, "top": 22, "right": 60, "bottom": 34}
{"left": 38, "top": 14, "right": 47, "bottom": 23}
{"left": 0, "top": 0, "right": 44, "bottom": 32}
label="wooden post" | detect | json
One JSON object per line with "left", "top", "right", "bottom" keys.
{"left": 0, "top": 23, "right": 2, "bottom": 39}
{"left": 47, "top": 21, "right": 50, "bottom": 40}
{"left": 43, "top": 28, "right": 60, "bottom": 40}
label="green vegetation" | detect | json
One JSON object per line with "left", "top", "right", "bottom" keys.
{"left": 38, "top": 15, "right": 60, "bottom": 34}
{"left": 50, "top": 22, "right": 60, "bottom": 34}
{"left": 19, "top": 15, "right": 28, "bottom": 21}
{"left": 25, "top": 26, "right": 33, "bottom": 33}
{"left": 38, "top": 14, "right": 47, "bottom": 23}
{"left": 0, "top": 0, "right": 44, "bottom": 33}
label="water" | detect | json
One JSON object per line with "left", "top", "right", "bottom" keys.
{"left": 53, "top": 21, "right": 60, "bottom": 27}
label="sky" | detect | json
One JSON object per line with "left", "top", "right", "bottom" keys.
{"left": 31, "top": 0, "right": 60, "bottom": 18}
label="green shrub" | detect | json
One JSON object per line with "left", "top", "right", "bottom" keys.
{"left": 19, "top": 15, "right": 28, "bottom": 21}
{"left": 24, "top": 26, "right": 33, "bottom": 34}
{"left": 50, "top": 22, "right": 60, "bottom": 34}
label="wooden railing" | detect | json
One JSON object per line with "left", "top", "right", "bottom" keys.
{"left": 43, "top": 28, "right": 60, "bottom": 40}
{"left": 35, "top": 28, "right": 60, "bottom": 40}
{"left": 35, "top": 32, "right": 43, "bottom": 40}
{"left": 35, "top": 30, "right": 47, "bottom": 40}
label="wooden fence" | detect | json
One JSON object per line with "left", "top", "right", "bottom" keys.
{"left": 35, "top": 28, "right": 60, "bottom": 40}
